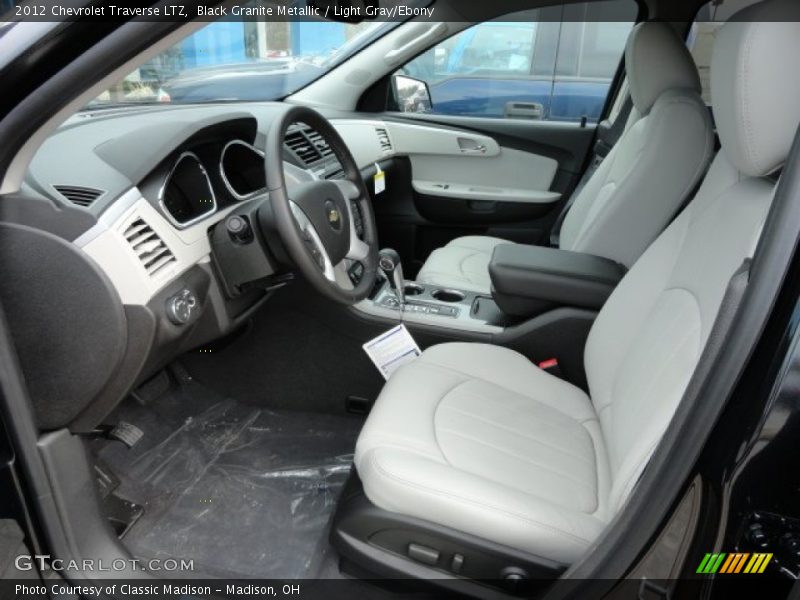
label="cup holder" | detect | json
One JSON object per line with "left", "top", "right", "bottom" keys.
{"left": 404, "top": 284, "right": 425, "bottom": 296}
{"left": 432, "top": 289, "right": 466, "bottom": 303}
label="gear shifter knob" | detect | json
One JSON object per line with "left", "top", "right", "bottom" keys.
{"left": 378, "top": 248, "right": 405, "bottom": 306}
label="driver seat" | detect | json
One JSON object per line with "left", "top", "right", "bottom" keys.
{"left": 343, "top": 5, "right": 800, "bottom": 573}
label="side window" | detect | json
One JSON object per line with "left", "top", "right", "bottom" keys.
{"left": 452, "top": 23, "right": 537, "bottom": 75}
{"left": 396, "top": 0, "right": 637, "bottom": 123}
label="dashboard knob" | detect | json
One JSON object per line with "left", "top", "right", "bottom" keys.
{"left": 226, "top": 215, "right": 253, "bottom": 244}
{"left": 166, "top": 289, "right": 197, "bottom": 325}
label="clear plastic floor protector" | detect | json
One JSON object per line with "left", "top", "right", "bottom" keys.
{"left": 98, "top": 385, "right": 362, "bottom": 579}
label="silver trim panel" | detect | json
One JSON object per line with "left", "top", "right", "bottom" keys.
{"left": 158, "top": 151, "right": 218, "bottom": 229}
{"left": 219, "top": 139, "right": 268, "bottom": 201}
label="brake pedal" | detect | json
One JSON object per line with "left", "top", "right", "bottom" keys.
{"left": 108, "top": 422, "right": 144, "bottom": 449}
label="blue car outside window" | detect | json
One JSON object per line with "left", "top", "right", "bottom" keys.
{"left": 400, "top": 1, "right": 636, "bottom": 122}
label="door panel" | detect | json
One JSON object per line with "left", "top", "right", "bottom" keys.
{"left": 407, "top": 114, "right": 597, "bottom": 172}
{"left": 408, "top": 147, "right": 560, "bottom": 204}
{"left": 374, "top": 114, "right": 596, "bottom": 275}
{"left": 386, "top": 121, "right": 562, "bottom": 208}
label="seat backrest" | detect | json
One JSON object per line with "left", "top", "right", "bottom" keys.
{"left": 559, "top": 22, "right": 714, "bottom": 268}
{"left": 584, "top": 1, "right": 800, "bottom": 515}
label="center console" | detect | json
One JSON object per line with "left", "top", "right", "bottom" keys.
{"left": 351, "top": 244, "right": 625, "bottom": 391}
{"left": 355, "top": 247, "right": 506, "bottom": 334}
{"left": 368, "top": 280, "right": 506, "bottom": 333}
{"left": 355, "top": 243, "right": 626, "bottom": 337}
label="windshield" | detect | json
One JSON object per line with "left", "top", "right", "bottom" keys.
{"left": 85, "top": 9, "right": 402, "bottom": 109}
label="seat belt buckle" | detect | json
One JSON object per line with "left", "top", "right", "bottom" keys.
{"left": 537, "top": 358, "right": 563, "bottom": 378}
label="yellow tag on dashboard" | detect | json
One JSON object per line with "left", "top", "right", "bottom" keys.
{"left": 374, "top": 163, "right": 386, "bottom": 195}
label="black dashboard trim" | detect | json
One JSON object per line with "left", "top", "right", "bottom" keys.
{"left": 93, "top": 111, "right": 257, "bottom": 187}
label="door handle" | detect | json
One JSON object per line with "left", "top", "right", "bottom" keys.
{"left": 504, "top": 101, "right": 544, "bottom": 120}
{"left": 457, "top": 137, "right": 487, "bottom": 154}
{"left": 460, "top": 145, "right": 487, "bottom": 154}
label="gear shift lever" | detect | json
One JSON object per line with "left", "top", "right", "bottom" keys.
{"left": 378, "top": 248, "right": 405, "bottom": 306}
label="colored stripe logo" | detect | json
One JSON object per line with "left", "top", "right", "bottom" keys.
{"left": 696, "top": 552, "right": 772, "bottom": 574}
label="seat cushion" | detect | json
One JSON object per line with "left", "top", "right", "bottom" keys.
{"left": 355, "top": 343, "right": 611, "bottom": 565}
{"left": 415, "top": 236, "right": 511, "bottom": 294}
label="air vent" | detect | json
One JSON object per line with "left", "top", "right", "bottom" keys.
{"left": 375, "top": 127, "right": 393, "bottom": 153}
{"left": 124, "top": 218, "right": 176, "bottom": 277}
{"left": 54, "top": 185, "right": 104, "bottom": 207}
{"left": 306, "top": 128, "right": 334, "bottom": 159}
{"left": 285, "top": 125, "right": 323, "bottom": 165}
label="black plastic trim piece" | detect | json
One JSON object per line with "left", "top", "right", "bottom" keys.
{"left": 489, "top": 244, "right": 625, "bottom": 318}
{"left": 0, "top": 222, "right": 127, "bottom": 430}
{"left": 331, "top": 472, "right": 564, "bottom": 598}
{"left": 69, "top": 305, "right": 156, "bottom": 433}
{"left": 0, "top": 192, "right": 96, "bottom": 242}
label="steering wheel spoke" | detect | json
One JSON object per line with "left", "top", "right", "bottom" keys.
{"left": 344, "top": 198, "right": 371, "bottom": 262}
{"left": 347, "top": 236, "right": 371, "bottom": 263}
{"left": 290, "top": 201, "right": 337, "bottom": 283}
{"left": 332, "top": 179, "right": 360, "bottom": 200}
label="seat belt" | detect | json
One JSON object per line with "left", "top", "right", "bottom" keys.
{"left": 550, "top": 93, "right": 634, "bottom": 247}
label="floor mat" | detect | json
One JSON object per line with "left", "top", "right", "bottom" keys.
{"left": 97, "top": 379, "right": 362, "bottom": 579}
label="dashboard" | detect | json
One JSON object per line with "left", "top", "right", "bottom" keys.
{"left": 21, "top": 104, "right": 395, "bottom": 302}
{"left": 9, "top": 101, "right": 511, "bottom": 430}
{"left": 155, "top": 121, "right": 346, "bottom": 228}
{"left": 17, "top": 104, "right": 397, "bottom": 384}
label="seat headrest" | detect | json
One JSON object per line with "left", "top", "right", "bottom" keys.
{"left": 626, "top": 22, "right": 701, "bottom": 115}
{"left": 711, "top": 0, "right": 800, "bottom": 177}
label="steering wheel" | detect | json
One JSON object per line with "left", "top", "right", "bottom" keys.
{"left": 263, "top": 105, "right": 379, "bottom": 305}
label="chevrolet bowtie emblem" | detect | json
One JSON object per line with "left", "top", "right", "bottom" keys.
{"left": 324, "top": 199, "right": 342, "bottom": 231}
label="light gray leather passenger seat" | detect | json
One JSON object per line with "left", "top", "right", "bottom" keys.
{"left": 416, "top": 21, "right": 715, "bottom": 294}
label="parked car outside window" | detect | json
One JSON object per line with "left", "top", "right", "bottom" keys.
{"left": 399, "top": 0, "right": 637, "bottom": 122}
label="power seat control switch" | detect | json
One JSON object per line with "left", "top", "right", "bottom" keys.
{"left": 407, "top": 543, "right": 440, "bottom": 566}
{"left": 166, "top": 289, "right": 198, "bottom": 325}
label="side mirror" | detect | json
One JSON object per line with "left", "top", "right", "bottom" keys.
{"left": 392, "top": 74, "right": 433, "bottom": 114}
